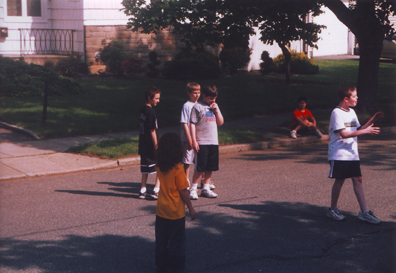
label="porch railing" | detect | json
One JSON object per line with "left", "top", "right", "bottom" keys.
{"left": 18, "top": 28, "right": 76, "bottom": 55}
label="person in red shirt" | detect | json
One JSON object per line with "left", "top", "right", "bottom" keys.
{"left": 290, "top": 96, "right": 323, "bottom": 139}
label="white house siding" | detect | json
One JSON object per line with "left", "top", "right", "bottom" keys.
{"left": 312, "top": 7, "right": 351, "bottom": 57}
{"left": 0, "top": 0, "right": 51, "bottom": 56}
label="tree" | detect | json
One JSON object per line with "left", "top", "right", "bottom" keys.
{"left": 122, "top": 0, "right": 325, "bottom": 82}
{"left": 321, "top": 0, "right": 395, "bottom": 112}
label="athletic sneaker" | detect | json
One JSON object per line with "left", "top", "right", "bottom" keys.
{"left": 201, "top": 189, "right": 218, "bottom": 198}
{"left": 290, "top": 131, "right": 297, "bottom": 139}
{"left": 145, "top": 191, "right": 158, "bottom": 200}
{"left": 138, "top": 191, "right": 146, "bottom": 199}
{"left": 190, "top": 189, "right": 199, "bottom": 200}
{"left": 358, "top": 210, "right": 381, "bottom": 224}
{"left": 315, "top": 129, "right": 323, "bottom": 138}
{"left": 201, "top": 179, "right": 215, "bottom": 190}
{"left": 326, "top": 208, "right": 346, "bottom": 221}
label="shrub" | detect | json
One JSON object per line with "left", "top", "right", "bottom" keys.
{"left": 55, "top": 52, "right": 90, "bottom": 77}
{"left": 259, "top": 51, "right": 273, "bottom": 75}
{"left": 0, "top": 56, "right": 82, "bottom": 97}
{"left": 99, "top": 40, "right": 126, "bottom": 76}
{"left": 220, "top": 46, "right": 251, "bottom": 75}
{"left": 272, "top": 51, "right": 319, "bottom": 75}
{"left": 162, "top": 48, "right": 221, "bottom": 80}
{"left": 146, "top": 51, "right": 161, "bottom": 78}
{"left": 121, "top": 56, "right": 147, "bottom": 78}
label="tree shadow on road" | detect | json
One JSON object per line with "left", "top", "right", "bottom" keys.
{"left": 1, "top": 202, "right": 395, "bottom": 273}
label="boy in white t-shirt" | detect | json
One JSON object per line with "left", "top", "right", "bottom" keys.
{"left": 327, "top": 85, "right": 384, "bottom": 224}
{"left": 180, "top": 83, "right": 201, "bottom": 182}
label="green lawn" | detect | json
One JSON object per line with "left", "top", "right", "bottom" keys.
{"left": 1, "top": 59, "right": 395, "bottom": 139}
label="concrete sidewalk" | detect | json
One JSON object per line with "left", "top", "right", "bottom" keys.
{"left": 1, "top": 112, "right": 394, "bottom": 181}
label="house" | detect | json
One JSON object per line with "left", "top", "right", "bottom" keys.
{"left": 0, "top": 0, "right": 387, "bottom": 71}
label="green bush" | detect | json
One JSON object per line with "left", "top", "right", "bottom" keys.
{"left": 220, "top": 46, "right": 251, "bottom": 75}
{"left": 162, "top": 48, "right": 221, "bottom": 80}
{"left": 259, "top": 51, "right": 273, "bottom": 75}
{"left": 121, "top": 56, "right": 147, "bottom": 78}
{"left": 0, "top": 56, "right": 82, "bottom": 97}
{"left": 272, "top": 51, "right": 319, "bottom": 75}
{"left": 55, "top": 52, "right": 90, "bottom": 77}
{"left": 99, "top": 40, "right": 126, "bottom": 76}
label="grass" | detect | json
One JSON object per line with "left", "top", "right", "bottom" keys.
{"left": 66, "top": 129, "right": 266, "bottom": 159}
{"left": 1, "top": 59, "right": 395, "bottom": 140}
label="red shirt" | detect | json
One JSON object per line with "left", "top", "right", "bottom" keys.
{"left": 290, "top": 108, "right": 314, "bottom": 129}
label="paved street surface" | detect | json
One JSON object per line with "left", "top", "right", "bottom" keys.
{"left": 0, "top": 133, "right": 395, "bottom": 273}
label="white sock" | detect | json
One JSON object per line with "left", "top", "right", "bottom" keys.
{"left": 191, "top": 183, "right": 198, "bottom": 190}
{"left": 140, "top": 187, "right": 147, "bottom": 194}
{"left": 153, "top": 187, "right": 160, "bottom": 194}
{"left": 203, "top": 184, "right": 211, "bottom": 191}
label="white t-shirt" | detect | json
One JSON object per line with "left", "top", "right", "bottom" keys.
{"left": 328, "top": 107, "right": 361, "bottom": 161}
{"left": 190, "top": 101, "right": 218, "bottom": 145}
{"left": 180, "top": 101, "right": 196, "bottom": 142}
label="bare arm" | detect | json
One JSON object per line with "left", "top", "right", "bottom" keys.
{"left": 338, "top": 112, "right": 384, "bottom": 138}
{"left": 360, "top": 112, "right": 384, "bottom": 130}
{"left": 190, "top": 123, "right": 199, "bottom": 153}
{"left": 183, "top": 123, "right": 193, "bottom": 148}
{"left": 211, "top": 103, "right": 224, "bottom": 126}
{"left": 180, "top": 189, "right": 196, "bottom": 220}
{"left": 151, "top": 129, "right": 158, "bottom": 150}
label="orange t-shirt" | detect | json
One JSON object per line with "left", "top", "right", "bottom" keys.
{"left": 156, "top": 164, "right": 189, "bottom": 220}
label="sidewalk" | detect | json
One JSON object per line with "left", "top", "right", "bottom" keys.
{"left": 1, "top": 112, "right": 394, "bottom": 181}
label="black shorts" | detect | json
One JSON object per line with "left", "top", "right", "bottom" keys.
{"left": 328, "top": 160, "right": 361, "bottom": 179}
{"left": 140, "top": 154, "right": 156, "bottom": 174}
{"left": 194, "top": 145, "right": 219, "bottom": 172}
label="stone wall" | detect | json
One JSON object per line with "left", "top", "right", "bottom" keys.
{"left": 84, "top": 25, "right": 186, "bottom": 66}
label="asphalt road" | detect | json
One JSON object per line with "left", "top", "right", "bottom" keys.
{"left": 1, "top": 134, "right": 395, "bottom": 273}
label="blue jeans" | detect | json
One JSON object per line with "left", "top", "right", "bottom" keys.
{"left": 155, "top": 215, "right": 186, "bottom": 273}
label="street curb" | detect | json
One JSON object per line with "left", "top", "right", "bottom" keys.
{"left": 0, "top": 121, "right": 41, "bottom": 140}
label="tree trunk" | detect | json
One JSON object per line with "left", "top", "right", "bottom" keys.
{"left": 279, "top": 43, "right": 292, "bottom": 84}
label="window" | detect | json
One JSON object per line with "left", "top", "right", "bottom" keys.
{"left": 7, "top": 0, "right": 22, "bottom": 16}
{"left": 6, "top": 0, "right": 42, "bottom": 17}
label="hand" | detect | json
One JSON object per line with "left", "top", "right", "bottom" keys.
{"left": 189, "top": 208, "right": 197, "bottom": 220}
{"left": 366, "top": 125, "right": 380, "bottom": 135}
{"left": 210, "top": 103, "right": 219, "bottom": 113}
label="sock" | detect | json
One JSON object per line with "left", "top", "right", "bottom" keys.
{"left": 140, "top": 187, "right": 147, "bottom": 194}
{"left": 203, "top": 184, "right": 211, "bottom": 191}
{"left": 191, "top": 183, "right": 198, "bottom": 190}
{"left": 153, "top": 187, "right": 160, "bottom": 194}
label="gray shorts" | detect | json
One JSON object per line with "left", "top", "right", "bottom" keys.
{"left": 183, "top": 142, "right": 195, "bottom": 165}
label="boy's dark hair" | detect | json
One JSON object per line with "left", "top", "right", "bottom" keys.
{"left": 202, "top": 84, "right": 218, "bottom": 97}
{"left": 297, "top": 96, "right": 307, "bottom": 103}
{"left": 338, "top": 85, "right": 356, "bottom": 101}
{"left": 144, "top": 86, "right": 161, "bottom": 102}
{"left": 155, "top": 133, "right": 184, "bottom": 174}
{"left": 187, "top": 82, "right": 200, "bottom": 93}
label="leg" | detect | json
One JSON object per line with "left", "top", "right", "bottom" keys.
{"left": 351, "top": 176, "right": 368, "bottom": 212}
{"left": 155, "top": 216, "right": 169, "bottom": 272}
{"left": 141, "top": 173, "right": 148, "bottom": 190}
{"left": 330, "top": 178, "right": 345, "bottom": 210}
{"left": 202, "top": 171, "right": 212, "bottom": 187}
{"left": 168, "top": 217, "right": 186, "bottom": 273}
{"left": 154, "top": 174, "right": 160, "bottom": 190}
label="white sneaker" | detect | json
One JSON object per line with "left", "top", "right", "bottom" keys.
{"left": 290, "top": 131, "right": 297, "bottom": 139}
{"left": 190, "top": 189, "right": 198, "bottom": 200}
{"left": 358, "top": 210, "right": 381, "bottom": 224}
{"left": 201, "top": 179, "right": 215, "bottom": 190}
{"left": 326, "top": 208, "right": 346, "bottom": 221}
{"left": 201, "top": 189, "right": 218, "bottom": 198}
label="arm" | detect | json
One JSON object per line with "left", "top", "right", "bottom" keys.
{"left": 338, "top": 112, "right": 384, "bottom": 139}
{"left": 179, "top": 189, "right": 196, "bottom": 220}
{"left": 151, "top": 129, "right": 158, "bottom": 150}
{"left": 183, "top": 123, "right": 193, "bottom": 148}
{"left": 211, "top": 103, "right": 224, "bottom": 126}
{"left": 190, "top": 123, "right": 199, "bottom": 152}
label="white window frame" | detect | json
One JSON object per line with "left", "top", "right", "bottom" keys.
{"left": 4, "top": 0, "right": 48, "bottom": 23}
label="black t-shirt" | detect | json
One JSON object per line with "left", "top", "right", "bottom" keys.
{"left": 138, "top": 105, "right": 158, "bottom": 156}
